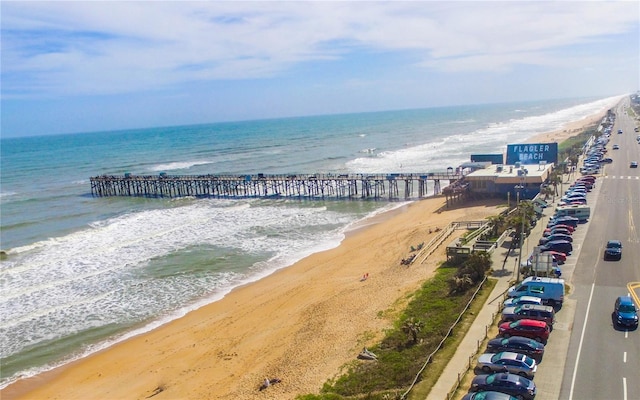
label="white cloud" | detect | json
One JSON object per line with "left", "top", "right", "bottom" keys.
{"left": 1, "top": 1, "right": 638, "bottom": 97}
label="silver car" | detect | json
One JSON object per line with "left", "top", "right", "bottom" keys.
{"left": 476, "top": 351, "right": 537, "bottom": 378}
{"left": 502, "top": 296, "right": 542, "bottom": 309}
{"left": 502, "top": 304, "right": 555, "bottom": 327}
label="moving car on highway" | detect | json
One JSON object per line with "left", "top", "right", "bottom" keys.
{"left": 603, "top": 240, "right": 622, "bottom": 261}
{"left": 613, "top": 296, "right": 638, "bottom": 329}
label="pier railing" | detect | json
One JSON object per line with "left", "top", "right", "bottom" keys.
{"left": 90, "top": 172, "right": 464, "bottom": 200}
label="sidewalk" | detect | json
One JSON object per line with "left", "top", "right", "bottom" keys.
{"left": 426, "top": 205, "right": 552, "bottom": 400}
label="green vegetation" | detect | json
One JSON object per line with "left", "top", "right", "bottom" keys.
{"left": 557, "top": 122, "right": 600, "bottom": 168}
{"left": 297, "top": 253, "right": 494, "bottom": 400}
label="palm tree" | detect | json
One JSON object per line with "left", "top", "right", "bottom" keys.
{"left": 548, "top": 169, "right": 563, "bottom": 197}
{"left": 507, "top": 200, "right": 536, "bottom": 242}
{"left": 486, "top": 214, "right": 506, "bottom": 237}
{"left": 401, "top": 317, "right": 425, "bottom": 344}
{"left": 540, "top": 185, "right": 555, "bottom": 201}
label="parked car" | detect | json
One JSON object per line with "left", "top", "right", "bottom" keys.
{"left": 568, "top": 184, "right": 591, "bottom": 191}
{"left": 580, "top": 169, "right": 598, "bottom": 175}
{"left": 539, "top": 234, "right": 573, "bottom": 245}
{"left": 577, "top": 175, "right": 596, "bottom": 183}
{"left": 612, "top": 144, "right": 620, "bottom": 150}
{"left": 486, "top": 336, "right": 545, "bottom": 362}
{"left": 558, "top": 199, "right": 587, "bottom": 207}
{"left": 502, "top": 304, "right": 556, "bottom": 327}
{"left": 601, "top": 158, "right": 613, "bottom": 163}
{"left": 547, "top": 216, "right": 579, "bottom": 228}
{"left": 503, "top": 296, "right": 543, "bottom": 308}
{"left": 498, "top": 319, "right": 550, "bottom": 343}
{"left": 613, "top": 296, "right": 638, "bottom": 329}
{"left": 476, "top": 352, "right": 537, "bottom": 379}
{"left": 560, "top": 194, "right": 586, "bottom": 203}
{"left": 462, "top": 391, "right": 519, "bottom": 400}
{"left": 564, "top": 188, "right": 587, "bottom": 195}
{"left": 508, "top": 277, "right": 566, "bottom": 306}
{"left": 469, "top": 373, "right": 537, "bottom": 400}
{"left": 540, "top": 240, "right": 572, "bottom": 255}
{"left": 543, "top": 227, "right": 572, "bottom": 237}
{"left": 541, "top": 250, "right": 567, "bottom": 264}
{"left": 604, "top": 240, "right": 622, "bottom": 261}
{"left": 544, "top": 224, "right": 574, "bottom": 233}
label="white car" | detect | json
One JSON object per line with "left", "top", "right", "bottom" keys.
{"left": 503, "top": 295, "right": 543, "bottom": 308}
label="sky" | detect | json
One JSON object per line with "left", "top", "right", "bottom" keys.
{"left": 1, "top": 1, "right": 639, "bottom": 138}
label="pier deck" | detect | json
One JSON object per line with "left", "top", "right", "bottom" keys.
{"left": 90, "top": 172, "right": 467, "bottom": 200}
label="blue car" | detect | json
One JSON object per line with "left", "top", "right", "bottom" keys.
{"left": 539, "top": 234, "right": 573, "bottom": 245}
{"left": 469, "top": 373, "right": 536, "bottom": 400}
{"left": 614, "top": 296, "right": 638, "bottom": 329}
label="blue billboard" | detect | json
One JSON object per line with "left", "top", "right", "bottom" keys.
{"left": 506, "top": 143, "right": 558, "bottom": 165}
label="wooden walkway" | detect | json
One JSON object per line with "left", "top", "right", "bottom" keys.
{"left": 90, "top": 172, "right": 465, "bottom": 200}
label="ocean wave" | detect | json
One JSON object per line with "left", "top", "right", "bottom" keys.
{"left": 0, "top": 199, "right": 358, "bottom": 361}
{"left": 148, "top": 160, "right": 213, "bottom": 172}
{"left": 346, "top": 95, "right": 622, "bottom": 174}
{"left": 0, "top": 191, "right": 17, "bottom": 199}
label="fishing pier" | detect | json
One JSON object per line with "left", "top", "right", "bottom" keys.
{"left": 90, "top": 172, "right": 468, "bottom": 201}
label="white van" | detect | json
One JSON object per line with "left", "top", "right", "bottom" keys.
{"left": 554, "top": 205, "right": 590, "bottom": 222}
{"left": 507, "top": 276, "right": 565, "bottom": 306}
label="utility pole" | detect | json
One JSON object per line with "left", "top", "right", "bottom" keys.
{"left": 517, "top": 204, "right": 524, "bottom": 283}
{"left": 515, "top": 170, "right": 527, "bottom": 283}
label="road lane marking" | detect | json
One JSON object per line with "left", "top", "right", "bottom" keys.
{"left": 627, "top": 282, "right": 640, "bottom": 309}
{"left": 624, "top": 351, "right": 627, "bottom": 362}
{"left": 569, "top": 282, "right": 595, "bottom": 400}
{"left": 623, "top": 377, "right": 627, "bottom": 400}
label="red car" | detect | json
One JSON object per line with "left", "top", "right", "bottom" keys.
{"left": 543, "top": 250, "right": 567, "bottom": 263}
{"left": 544, "top": 224, "right": 575, "bottom": 233}
{"left": 498, "top": 319, "right": 550, "bottom": 343}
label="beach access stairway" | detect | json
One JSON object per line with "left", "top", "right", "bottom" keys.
{"left": 414, "top": 220, "right": 495, "bottom": 265}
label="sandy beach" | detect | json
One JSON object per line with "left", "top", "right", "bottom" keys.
{"left": 2, "top": 109, "right": 609, "bottom": 400}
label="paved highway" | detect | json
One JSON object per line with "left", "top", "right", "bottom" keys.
{"left": 560, "top": 98, "right": 640, "bottom": 400}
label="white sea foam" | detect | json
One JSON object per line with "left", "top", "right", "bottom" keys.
{"left": 0, "top": 199, "right": 357, "bottom": 364}
{"left": 346, "top": 95, "right": 623, "bottom": 174}
{"left": 148, "top": 160, "right": 213, "bottom": 172}
{"left": 0, "top": 191, "right": 17, "bottom": 199}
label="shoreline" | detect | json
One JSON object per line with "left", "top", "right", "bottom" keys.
{"left": 1, "top": 106, "right": 614, "bottom": 400}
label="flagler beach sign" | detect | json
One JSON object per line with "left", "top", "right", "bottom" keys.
{"left": 506, "top": 143, "right": 558, "bottom": 165}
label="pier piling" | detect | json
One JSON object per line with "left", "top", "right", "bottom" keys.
{"left": 90, "top": 172, "right": 464, "bottom": 201}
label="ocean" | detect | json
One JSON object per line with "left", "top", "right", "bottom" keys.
{"left": 0, "top": 95, "right": 622, "bottom": 388}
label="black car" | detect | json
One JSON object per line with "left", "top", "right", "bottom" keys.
{"left": 469, "top": 373, "right": 536, "bottom": 400}
{"left": 604, "top": 240, "right": 622, "bottom": 261}
{"left": 540, "top": 240, "right": 572, "bottom": 255}
{"left": 486, "top": 336, "right": 545, "bottom": 361}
